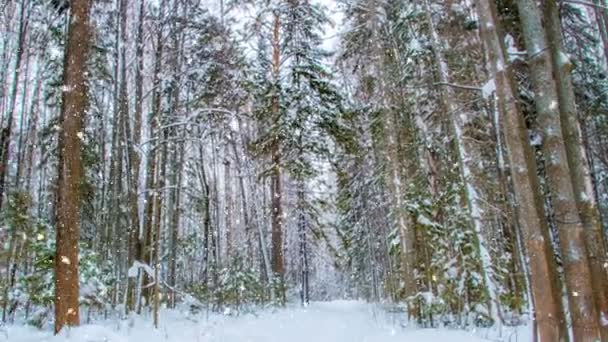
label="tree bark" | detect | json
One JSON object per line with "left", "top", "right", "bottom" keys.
{"left": 152, "top": 121, "right": 167, "bottom": 326}
{"left": 516, "top": 0, "right": 601, "bottom": 339}
{"left": 126, "top": 0, "right": 144, "bottom": 314}
{"left": 592, "top": 0, "right": 608, "bottom": 67}
{"left": 0, "top": 0, "right": 28, "bottom": 211}
{"left": 168, "top": 140, "right": 183, "bottom": 308}
{"left": 141, "top": 0, "right": 164, "bottom": 310}
{"left": 297, "top": 185, "right": 309, "bottom": 306}
{"left": 224, "top": 158, "right": 233, "bottom": 261}
{"left": 230, "top": 129, "right": 253, "bottom": 262}
{"left": 543, "top": 1, "right": 608, "bottom": 338}
{"left": 475, "top": 1, "right": 567, "bottom": 340}
{"left": 54, "top": 0, "right": 92, "bottom": 334}
{"left": 270, "top": 11, "right": 285, "bottom": 304}
{"left": 14, "top": 50, "right": 31, "bottom": 189}
{"left": 424, "top": 0, "right": 500, "bottom": 323}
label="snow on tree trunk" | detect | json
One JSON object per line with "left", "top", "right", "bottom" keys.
{"left": 475, "top": 1, "right": 567, "bottom": 340}
{"left": 423, "top": 0, "right": 500, "bottom": 324}
{"left": 270, "top": 11, "right": 285, "bottom": 305}
{"left": 544, "top": 1, "right": 608, "bottom": 339}
{"left": 516, "top": 0, "right": 601, "bottom": 339}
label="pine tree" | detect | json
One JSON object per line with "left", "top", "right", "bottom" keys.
{"left": 516, "top": 0, "right": 601, "bottom": 339}
{"left": 54, "top": 0, "right": 92, "bottom": 334}
{"left": 475, "top": 1, "right": 566, "bottom": 339}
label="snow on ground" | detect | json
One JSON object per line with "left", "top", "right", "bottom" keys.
{"left": 1, "top": 301, "right": 530, "bottom": 342}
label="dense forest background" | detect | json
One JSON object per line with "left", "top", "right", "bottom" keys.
{"left": 1, "top": 0, "right": 608, "bottom": 340}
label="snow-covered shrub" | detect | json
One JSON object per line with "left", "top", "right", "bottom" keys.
{"left": 187, "top": 255, "right": 266, "bottom": 314}
{"left": 216, "top": 256, "right": 265, "bottom": 314}
{"left": 8, "top": 223, "right": 115, "bottom": 327}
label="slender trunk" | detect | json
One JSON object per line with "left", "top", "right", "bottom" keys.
{"left": 219, "top": 0, "right": 224, "bottom": 25}
{"left": 424, "top": 0, "right": 500, "bottom": 323}
{"left": 141, "top": 0, "right": 164, "bottom": 310}
{"left": 14, "top": 50, "right": 31, "bottom": 189}
{"left": 116, "top": 0, "right": 130, "bottom": 311}
{"left": 593, "top": 0, "right": 608, "bottom": 67}
{"left": 297, "top": 186, "right": 309, "bottom": 306}
{"left": 270, "top": 11, "right": 285, "bottom": 304}
{"left": 0, "top": 1, "right": 13, "bottom": 116}
{"left": 197, "top": 144, "right": 212, "bottom": 286}
{"left": 24, "top": 72, "right": 42, "bottom": 192}
{"left": 0, "top": 0, "right": 28, "bottom": 210}
{"left": 224, "top": 158, "right": 233, "bottom": 260}
{"left": 230, "top": 130, "right": 253, "bottom": 262}
{"left": 168, "top": 141, "right": 183, "bottom": 308}
{"left": 211, "top": 134, "right": 222, "bottom": 275}
{"left": 2, "top": 31, "right": 31, "bottom": 323}
{"left": 54, "top": 0, "right": 92, "bottom": 333}
{"left": 165, "top": 0, "right": 183, "bottom": 307}
{"left": 152, "top": 121, "right": 167, "bottom": 325}
{"left": 126, "top": 0, "right": 145, "bottom": 314}
{"left": 380, "top": 103, "right": 417, "bottom": 312}
{"left": 255, "top": 183, "right": 273, "bottom": 300}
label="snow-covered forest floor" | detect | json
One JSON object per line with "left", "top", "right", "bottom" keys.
{"left": 2, "top": 301, "right": 529, "bottom": 342}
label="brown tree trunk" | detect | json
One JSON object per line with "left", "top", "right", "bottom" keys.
{"left": 165, "top": 0, "right": 183, "bottom": 309}
{"left": 543, "top": 1, "right": 608, "bottom": 339}
{"left": 230, "top": 130, "right": 253, "bottom": 262}
{"left": 516, "top": 0, "right": 601, "bottom": 340}
{"left": 270, "top": 11, "right": 285, "bottom": 304}
{"left": 54, "top": 0, "right": 92, "bottom": 334}
{"left": 23, "top": 72, "right": 42, "bottom": 193}
{"left": 224, "top": 158, "right": 233, "bottom": 260}
{"left": 475, "top": 1, "right": 567, "bottom": 340}
{"left": 152, "top": 141, "right": 165, "bottom": 328}
{"left": 125, "top": 0, "right": 144, "bottom": 314}
{"left": 141, "top": 0, "right": 164, "bottom": 310}
{"left": 168, "top": 140, "right": 183, "bottom": 308}
{"left": 14, "top": 50, "right": 31, "bottom": 189}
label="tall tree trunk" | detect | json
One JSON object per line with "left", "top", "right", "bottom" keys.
{"left": 270, "top": 11, "right": 285, "bottom": 304}
{"left": 165, "top": 0, "right": 183, "bottom": 308}
{"left": 230, "top": 129, "right": 253, "bottom": 262}
{"left": 23, "top": 72, "right": 42, "bottom": 193}
{"left": 544, "top": 1, "right": 608, "bottom": 338}
{"left": 0, "top": 0, "right": 28, "bottom": 211}
{"left": 152, "top": 123, "right": 167, "bottom": 326}
{"left": 224, "top": 158, "right": 233, "bottom": 260}
{"left": 424, "top": 0, "right": 500, "bottom": 323}
{"left": 126, "top": 0, "right": 145, "bottom": 314}
{"left": 168, "top": 140, "right": 183, "bottom": 309}
{"left": 297, "top": 185, "right": 309, "bottom": 306}
{"left": 141, "top": 0, "right": 164, "bottom": 310}
{"left": 593, "top": 0, "right": 608, "bottom": 67}
{"left": 516, "top": 0, "right": 601, "bottom": 339}
{"left": 475, "top": 1, "right": 567, "bottom": 340}
{"left": 197, "top": 143, "right": 212, "bottom": 287}
{"left": 54, "top": 0, "right": 92, "bottom": 333}
{"left": 14, "top": 50, "right": 31, "bottom": 189}
{"left": 379, "top": 102, "right": 417, "bottom": 313}
{"left": 116, "top": 0, "right": 130, "bottom": 310}
{"left": 2, "top": 28, "right": 31, "bottom": 323}
{"left": 211, "top": 134, "right": 222, "bottom": 277}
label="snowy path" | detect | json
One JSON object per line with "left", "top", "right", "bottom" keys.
{"left": 3, "top": 301, "right": 526, "bottom": 342}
